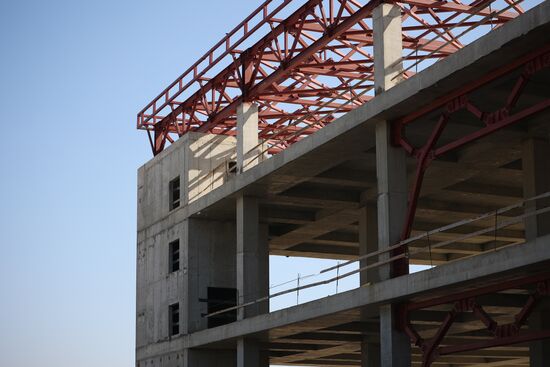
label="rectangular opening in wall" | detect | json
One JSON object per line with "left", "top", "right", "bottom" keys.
{"left": 169, "top": 176, "right": 180, "bottom": 210}
{"left": 206, "top": 287, "right": 237, "bottom": 328}
{"left": 228, "top": 160, "right": 237, "bottom": 174}
{"left": 169, "top": 240, "right": 180, "bottom": 273}
{"left": 169, "top": 303, "right": 179, "bottom": 336}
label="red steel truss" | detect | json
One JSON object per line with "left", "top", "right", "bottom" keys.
{"left": 137, "top": 0, "right": 525, "bottom": 155}
{"left": 392, "top": 44, "right": 550, "bottom": 276}
{"left": 400, "top": 273, "right": 550, "bottom": 367}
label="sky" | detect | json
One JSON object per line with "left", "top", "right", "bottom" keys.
{"left": 0, "top": 1, "right": 542, "bottom": 366}
{"left": 0, "top": 1, "right": 360, "bottom": 366}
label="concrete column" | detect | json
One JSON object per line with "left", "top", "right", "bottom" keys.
{"left": 359, "top": 204, "right": 380, "bottom": 285}
{"left": 183, "top": 218, "right": 236, "bottom": 334}
{"left": 523, "top": 136, "right": 550, "bottom": 367}
{"left": 236, "top": 195, "right": 269, "bottom": 367}
{"left": 361, "top": 338, "right": 381, "bottom": 367}
{"left": 376, "top": 121, "right": 408, "bottom": 280}
{"left": 380, "top": 304, "right": 411, "bottom": 367}
{"left": 372, "top": 4, "right": 410, "bottom": 366}
{"left": 375, "top": 120, "right": 411, "bottom": 367}
{"left": 529, "top": 300, "right": 550, "bottom": 367}
{"left": 373, "top": 3, "right": 403, "bottom": 94}
{"left": 359, "top": 205, "right": 382, "bottom": 366}
{"left": 237, "top": 338, "right": 269, "bottom": 367}
{"left": 236, "top": 195, "right": 269, "bottom": 319}
{"left": 522, "top": 137, "right": 550, "bottom": 241}
{"left": 237, "top": 102, "right": 260, "bottom": 173}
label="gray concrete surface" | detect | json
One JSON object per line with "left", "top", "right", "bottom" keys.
{"left": 137, "top": 233, "right": 550, "bottom": 358}
{"left": 135, "top": 2, "right": 550, "bottom": 366}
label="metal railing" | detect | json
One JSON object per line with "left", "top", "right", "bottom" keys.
{"left": 204, "top": 191, "right": 550, "bottom": 319}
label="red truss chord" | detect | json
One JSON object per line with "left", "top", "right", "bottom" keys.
{"left": 137, "top": 0, "right": 527, "bottom": 156}
{"left": 399, "top": 274, "right": 550, "bottom": 367}
{"left": 392, "top": 44, "right": 550, "bottom": 261}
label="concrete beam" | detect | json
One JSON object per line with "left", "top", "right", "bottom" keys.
{"left": 173, "top": 3, "right": 549, "bottom": 225}
{"left": 134, "top": 234, "right": 550, "bottom": 359}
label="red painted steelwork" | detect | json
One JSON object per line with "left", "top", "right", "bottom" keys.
{"left": 138, "top": 0, "right": 526, "bottom": 155}
{"left": 401, "top": 274, "right": 550, "bottom": 367}
{"left": 393, "top": 44, "right": 550, "bottom": 243}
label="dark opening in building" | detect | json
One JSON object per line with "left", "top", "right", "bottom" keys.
{"left": 169, "top": 240, "right": 180, "bottom": 273}
{"left": 228, "top": 160, "right": 237, "bottom": 174}
{"left": 169, "top": 303, "right": 179, "bottom": 336}
{"left": 169, "top": 176, "right": 180, "bottom": 210}
{"left": 205, "top": 287, "right": 237, "bottom": 328}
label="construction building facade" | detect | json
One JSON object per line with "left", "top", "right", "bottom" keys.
{"left": 136, "top": 1, "right": 550, "bottom": 366}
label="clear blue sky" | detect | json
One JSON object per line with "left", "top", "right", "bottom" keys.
{"left": 0, "top": 2, "right": 359, "bottom": 366}
{"left": 0, "top": 1, "right": 541, "bottom": 366}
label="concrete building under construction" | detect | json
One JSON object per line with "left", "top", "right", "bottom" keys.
{"left": 135, "top": 1, "right": 550, "bottom": 366}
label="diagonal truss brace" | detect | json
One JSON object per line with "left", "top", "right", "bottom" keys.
{"left": 400, "top": 274, "right": 550, "bottom": 367}
{"left": 392, "top": 44, "right": 550, "bottom": 247}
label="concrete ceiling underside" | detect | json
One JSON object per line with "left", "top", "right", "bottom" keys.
{"left": 194, "top": 249, "right": 550, "bottom": 367}
{"left": 178, "top": 6, "right": 550, "bottom": 366}
{"left": 203, "top": 65, "right": 549, "bottom": 265}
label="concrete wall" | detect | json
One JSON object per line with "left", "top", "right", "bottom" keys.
{"left": 137, "top": 133, "right": 236, "bottom": 231}
{"left": 184, "top": 217, "right": 236, "bottom": 333}
{"left": 137, "top": 350, "right": 184, "bottom": 367}
{"left": 136, "top": 133, "right": 237, "bottom": 359}
{"left": 136, "top": 218, "right": 186, "bottom": 348}
{"left": 137, "top": 138, "right": 187, "bottom": 232}
{"left": 186, "top": 133, "right": 237, "bottom": 204}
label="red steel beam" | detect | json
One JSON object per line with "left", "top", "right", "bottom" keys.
{"left": 394, "top": 44, "right": 550, "bottom": 241}
{"left": 402, "top": 274, "right": 550, "bottom": 366}
{"left": 138, "top": 0, "right": 527, "bottom": 155}
{"left": 195, "top": 0, "right": 382, "bottom": 134}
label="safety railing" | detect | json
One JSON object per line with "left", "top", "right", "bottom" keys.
{"left": 203, "top": 191, "right": 550, "bottom": 319}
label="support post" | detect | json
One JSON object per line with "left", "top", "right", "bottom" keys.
{"left": 236, "top": 194, "right": 269, "bottom": 367}
{"left": 236, "top": 102, "right": 268, "bottom": 367}
{"left": 236, "top": 195, "right": 269, "bottom": 319}
{"left": 373, "top": 3, "right": 411, "bottom": 367}
{"left": 523, "top": 137, "right": 550, "bottom": 241}
{"left": 359, "top": 204, "right": 380, "bottom": 286}
{"left": 375, "top": 119, "right": 411, "bottom": 367}
{"left": 529, "top": 300, "right": 550, "bottom": 367}
{"left": 359, "top": 204, "right": 381, "bottom": 366}
{"left": 373, "top": 3, "right": 404, "bottom": 94}
{"left": 237, "top": 338, "right": 269, "bottom": 367}
{"left": 376, "top": 120, "right": 408, "bottom": 279}
{"left": 361, "top": 339, "right": 381, "bottom": 367}
{"left": 523, "top": 136, "right": 550, "bottom": 367}
{"left": 237, "top": 102, "right": 260, "bottom": 173}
